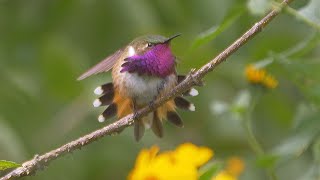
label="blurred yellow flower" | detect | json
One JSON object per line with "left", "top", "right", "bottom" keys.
{"left": 128, "top": 143, "right": 213, "bottom": 180}
{"left": 212, "top": 157, "right": 245, "bottom": 180}
{"left": 245, "top": 64, "right": 278, "bottom": 89}
{"left": 212, "top": 171, "right": 236, "bottom": 180}
{"left": 225, "top": 157, "right": 245, "bottom": 177}
{"left": 263, "top": 75, "right": 278, "bottom": 89}
{"left": 174, "top": 143, "right": 213, "bottom": 167}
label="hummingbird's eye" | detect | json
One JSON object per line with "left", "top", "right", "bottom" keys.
{"left": 147, "top": 43, "right": 153, "bottom": 47}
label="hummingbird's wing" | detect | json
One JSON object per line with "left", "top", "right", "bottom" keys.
{"left": 77, "top": 48, "right": 124, "bottom": 80}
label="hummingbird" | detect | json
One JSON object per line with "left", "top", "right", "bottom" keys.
{"left": 78, "top": 34, "right": 198, "bottom": 141}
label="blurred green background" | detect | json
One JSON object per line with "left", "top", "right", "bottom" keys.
{"left": 1, "top": 0, "right": 319, "bottom": 179}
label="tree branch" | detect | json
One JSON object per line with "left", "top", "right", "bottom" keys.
{"left": 0, "top": 0, "right": 294, "bottom": 179}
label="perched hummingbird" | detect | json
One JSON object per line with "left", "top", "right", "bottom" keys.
{"left": 78, "top": 34, "right": 198, "bottom": 141}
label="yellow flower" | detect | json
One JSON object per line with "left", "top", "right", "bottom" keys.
{"left": 211, "top": 157, "right": 245, "bottom": 180}
{"left": 245, "top": 64, "right": 278, "bottom": 89}
{"left": 173, "top": 143, "right": 214, "bottom": 167}
{"left": 263, "top": 75, "right": 278, "bottom": 89}
{"left": 212, "top": 171, "right": 236, "bottom": 180}
{"left": 226, "top": 157, "right": 245, "bottom": 177}
{"left": 128, "top": 143, "right": 213, "bottom": 180}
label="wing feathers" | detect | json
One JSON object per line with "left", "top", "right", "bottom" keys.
{"left": 77, "top": 48, "right": 124, "bottom": 80}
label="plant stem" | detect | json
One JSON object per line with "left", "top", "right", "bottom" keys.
{"left": 244, "top": 114, "right": 264, "bottom": 156}
{"left": 243, "top": 92, "right": 278, "bottom": 180}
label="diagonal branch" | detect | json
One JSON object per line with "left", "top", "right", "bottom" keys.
{"left": 0, "top": 0, "right": 294, "bottom": 179}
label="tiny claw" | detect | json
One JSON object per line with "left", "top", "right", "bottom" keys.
{"left": 187, "top": 69, "right": 204, "bottom": 86}
{"left": 148, "top": 101, "right": 156, "bottom": 110}
{"left": 132, "top": 111, "right": 139, "bottom": 120}
{"left": 115, "top": 127, "right": 125, "bottom": 134}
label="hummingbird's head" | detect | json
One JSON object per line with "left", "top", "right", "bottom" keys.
{"left": 128, "top": 34, "right": 180, "bottom": 56}
{"left": 121, "top": 34, "right": 180, "bottom": 77}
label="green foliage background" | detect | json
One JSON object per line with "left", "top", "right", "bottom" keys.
{"left": 0, "top": 0, "right": 319, "bottom": 179}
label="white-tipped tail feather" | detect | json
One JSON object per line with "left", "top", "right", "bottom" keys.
{"left": 189, "top": 104, "right": 196, "bottom": 111}
{"left": 174, "top": 96, "right": 195, "bottom": 111}
{"left": 98, "top": 115, "right": 105, "bottom": 122}
{"left": 94, "top": 86, "right": 103, "bottom": 95}
{"left": 189, "top": 88, "right": 199, "bottom": 96}
{"left": 93, "top": 99, "right": 102, "bottom": 107}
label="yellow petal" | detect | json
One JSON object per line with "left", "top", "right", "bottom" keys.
{"left": 128, "top": 146, "right": 160, "bottom": 180}
{"left": 263, "top": 75, "right": 278, "bottom": 89}
{"left": 212, "top": 171, "right": 237, "bottom": 180}
{"left": 128, "top": 144, "right": 214, "bottom": 180}
{"left": 174, "top": 143, "right": 214, "bottom": 167}
{"left": 226, "top": 157, "right": 245, "bottom": 177}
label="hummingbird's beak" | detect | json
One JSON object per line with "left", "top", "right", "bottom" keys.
{"left": 163, "top": 34, "right": 181, "bottom": 44}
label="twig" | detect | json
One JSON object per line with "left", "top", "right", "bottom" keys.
{"left": 0, "top": 0, "right": 294, "bottom": 179}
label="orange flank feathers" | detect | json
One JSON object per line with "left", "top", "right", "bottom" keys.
{"left": 112, "top": 87, "right": 176, "bottom": 121}
{"left": 113, "top": 91, "right": 133, "bottom": 118}
{"left": 157, "top": 101, "right": 176, "bottom": 120}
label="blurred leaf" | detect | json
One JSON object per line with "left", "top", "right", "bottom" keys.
{"left": 231, "top": 90, "right": 251, "bottom": 114}
{"left": 0, "top": 160, "right": 20, "bottom": 170}
{"left": 304, "top": 84, "right": 320, "bottom": 106}
{"left": 292, "top": 103, "right": 316, "bottom": 129}
{"left": 272, "top": 113, "right": 320, "bottom": 159}
{"left": 256, "top": 154, "right": 278, "bottom": 168}
{"left": 39, "top": 36, "right": 84, "bottom": 100}
{"left": 290, "top": 0, "right": 310, "bottom": 9}
{"left": 282, "top": 32, "right": 320, "bottom": 58}
{"left": 296, "top": 163, "right": 320, "bottom": 180}
{"left": 298, "top": 0, "right": 320, "bottom": 25}
{"left": 313, "top": 138, "right": 320, "bottom": 162}
{"left": 278, "top": 60, "right": 320, "bottom": 106}
{"left": 280, "top": 0, "right": 320, "bottom": 31}
{"left": 199, "top": 162, "right": 223, "bottom": 180}
{"left": 210, "top": 100, "right": 230, "bottom": 115}
{"left": 191, "top": 4, "right": 245, "bottom": 49}
{"left": 247, "top": 0, "right": 271, "bottom": 16}
{"left": 0, "top": 119, "right": 26, "bottom": 161}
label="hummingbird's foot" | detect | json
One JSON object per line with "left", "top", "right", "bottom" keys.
{"left": 131, "top": 99, "right": 139, "bottom": 120}
{"left": 115, "top": 127, "right": 125, "bottom": 135}
{"left": 132, "top": 111, "right": 139, "bottom": 120}
{"left": 148, "top": 101, "right": 156, "bottom": 110}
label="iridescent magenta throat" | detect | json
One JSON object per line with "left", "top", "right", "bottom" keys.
{"left": 120, "top": 44, "right": 175, "bottom": 77}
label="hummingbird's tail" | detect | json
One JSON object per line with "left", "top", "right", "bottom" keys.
{"left": 133, "top": 95, "right": 195, "bottom": 141}
{"left": 92, "top": 82, "right": 118, "bottom": 122}
{"left": 91, "top": 74, "right": 198, "bottom": 141}
{"left": 143, "top": 94, "right": 196, "bottom": 141}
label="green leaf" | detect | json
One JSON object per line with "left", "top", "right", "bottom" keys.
{"left": 247, "top": 0, "right": 272, "bottom": 16}
{"left": 312, "top": 137, "right": 320, "bottom": 163}
{"left": 199, "top": 162, "right": 224, "bottom": 180}
{"left": 0, "top": 160, "right": 20, "bottom": 170}
{"left": 271, "top": 113, "right": 320, "bottom": 159}
{"left": 297, "top": 163, "right": 320, "bottom": 180}
{"left": 256, "top": 154, "right": 278, "bottom": 168}
{"left": 298, "top": 0, "right": 320, "bottom": 25}
{"left": 282, "top": 32, "right": 320, "bottom": 58}
{"left": 277, "top": 59, "right": 320, "bottom": 106}
{"left": 281, "top": 0, "right": 320, "bottom": 31}
{"left": 191, "top": 4, "right": 245, "bottom": 49}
